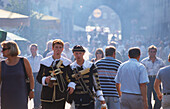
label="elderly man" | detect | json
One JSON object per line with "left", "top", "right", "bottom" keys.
{"left": 115, "top": 47, "right": 149, "bottom": 109}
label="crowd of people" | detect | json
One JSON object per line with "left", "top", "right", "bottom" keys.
{"left": 0, "top": 34, "right": 170, "bottom": 109}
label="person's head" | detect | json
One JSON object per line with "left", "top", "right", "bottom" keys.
{"left": 109, "top": 41, "right": 117, "bottom": 47}
{"left": 168, "top": 53, "right": 170, "bottom": 62}
{"left": 52, "top": 39, "right": 64, "bottom": 55}
{"left": 1, "top": 40, "right": 21, "bottom": 57}
{"left": 46, "top": 40, "right": 53, "bottom": 51}
{"left": 30, "top": 44, "right": 38, "bottom": 56}
{"left": 148, "top": 45, "right": 157, "bottom": 58}
{"left": 72, "top": 45, "right": 85, "bottom": 62}
{"left": 95, "top": 48, "right": 104, "bottom": 60}
{"left": 128, "top": 47, "right": 140, "bottom": 61}
{"left": 64, "top": 42, "right": 70, "bottom": 50}
{"left": 105, "top": 46, "right": 116, "bottom": 58}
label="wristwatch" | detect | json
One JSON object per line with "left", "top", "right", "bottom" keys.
{"left": 30, "top": 89, "right": 35, "bottom": 92}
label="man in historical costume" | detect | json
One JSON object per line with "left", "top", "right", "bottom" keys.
{"left": 70, "top": 45, "right": 106, "bottom": 109}
{"left": 36, "top": 39, "right": 75, "bottom": 109}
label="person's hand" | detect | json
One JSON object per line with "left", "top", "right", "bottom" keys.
{"left": 100, "top": 100, "right": 106, "bottom": 104}
{"left": 143, "top": 101, "right": 148, "bottom": 109}
{"left": 67, "top": 87, "right": 74, "bottom": 95}
{"left": 29, "top": 91, "right": 34, "bottom": 100}
{"left": 45, "top": 76, "right": 51, "bottom": 84}
{"left": 157, "top": 92, "right": 163, "bottom": 100}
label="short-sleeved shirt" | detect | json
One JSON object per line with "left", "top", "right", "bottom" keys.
{"left": 115, "top": 59, "right": 149, "bottom": 94}
{"left": 156, "top": 65, "right": 170, "bottom": 93}
{"left": 141, "top": 57, "right": 165, "bottom": 76}
{"left": 95, "top": 57, "right": 121, "bottom": 97}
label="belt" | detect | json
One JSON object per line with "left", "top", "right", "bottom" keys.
{"left": 163, "top": 93, "right": 170, "bottom": 95}
{"left": 122, "top": 92, "right": 141, "bottom": 96}
{"left": 148, "top": 75, "right": 156, "bottom": 78}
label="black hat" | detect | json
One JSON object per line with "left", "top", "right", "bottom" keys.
{"left": 72, "top": 45, "right": 85, "bottom": 53}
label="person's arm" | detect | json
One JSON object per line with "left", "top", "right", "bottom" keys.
{"left": 23, "top": 58, "right": 34, "bottom": 99}
{"left": 140, "top": 83, "right": 148, "bottom": 109}
{"left": 92, "top": 64, "right": 105, "bottom": 104}
{"left": 116, "top": 83, "right": 121, "bottom": 97}
{"left": 66, "top": 65, "right": 76, "bottom": 95}
{"left": 154, "top": 78, "right": 162, "bottom": 100}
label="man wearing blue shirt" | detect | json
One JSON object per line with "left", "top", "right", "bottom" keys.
{"left": 115, "top": 47, "right": 149, "bottom": 109}
{"left": 154, "top": 53, "right": 170, "bottom": 109}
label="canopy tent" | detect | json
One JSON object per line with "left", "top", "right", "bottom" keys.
{"left": 6, "top": 32, "right": 29, "bottom": 42}
{"left": 0, "top": 9, "right": 30, "bottom": 28}
{"left": 0, "top": 29, "right": 29, "bottom": 42}
{"left": 31, "top": 11, "right": 60, "bottom": 29}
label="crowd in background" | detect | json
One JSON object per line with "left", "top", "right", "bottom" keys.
{"left": 0, "top": 29, "right": 170, "bottom": 109}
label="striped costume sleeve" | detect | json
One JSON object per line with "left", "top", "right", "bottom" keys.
{"left": 92, "top": 64, "right": 101, "bottom": 91}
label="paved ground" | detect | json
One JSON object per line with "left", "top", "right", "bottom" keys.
{"left": 28, "top": 100, "right": 73, "bottom": 109}
{"left": 0, "top": 97, "right": 162, "bottom": 109}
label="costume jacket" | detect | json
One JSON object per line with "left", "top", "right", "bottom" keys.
{"left": 36, "top": 56, "right": 72, "bottom": 102}
{"left": 70, "top": 60, "right": 102, "bottom": 107}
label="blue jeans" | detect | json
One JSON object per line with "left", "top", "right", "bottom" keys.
{"left": 95, "top": 97, "right": 120, "bottom": 109}
{"left": 147, "top": 76, "right": 161, "bottom": 109}
{"left": 33, "top": 73, "right": 42, "bottom": 109}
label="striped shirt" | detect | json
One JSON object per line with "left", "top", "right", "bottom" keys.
{"left": 95, "top": 57, "right": 121, "bottom": 97}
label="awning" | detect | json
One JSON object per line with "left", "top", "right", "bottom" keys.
{"left": 6, "top": 32, "right": 30, "bottom": 42}
{"left": 31, "top": 11, "right": 60, "bottom": 29}
{"left": 0, "top": 9, "right": 30, "bottom": 28}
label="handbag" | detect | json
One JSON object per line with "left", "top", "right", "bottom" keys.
{"left": 21, "top": 57, "right": 30, "bottom": 96}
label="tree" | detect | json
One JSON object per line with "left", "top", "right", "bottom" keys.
{"left": 5, "top": 0, "right": 30, "bottom": 16}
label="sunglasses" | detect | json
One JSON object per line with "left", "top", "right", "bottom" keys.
{"left": 96, "top": 52, "right": 102, "bottom": 54}
{"left": 2, "top": 48, "right": 10, "bottom": 51}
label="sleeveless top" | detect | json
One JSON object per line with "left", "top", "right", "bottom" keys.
{"left": 1, "top": 58, "right": 28, "bottom": 109}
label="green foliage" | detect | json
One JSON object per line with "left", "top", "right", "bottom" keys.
{"left": 5, "top": 0, "right": 30, "bottom": 15}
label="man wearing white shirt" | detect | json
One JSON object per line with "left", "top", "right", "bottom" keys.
{"left": 141, "top": 45, "right": 165, "bottom": 109}
{"left": 27, "top": 44, "right": 43, "bottom": 109}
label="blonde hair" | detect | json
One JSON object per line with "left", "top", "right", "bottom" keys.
{"left": 1, "top": 40, "right": 21, "bottom": 56}
{"left": 148, "top": 45, "right": 157, "bottom": 52}
{"left": 30, "top": 43, "right": 38, "bottom": 49}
